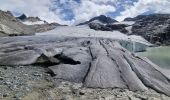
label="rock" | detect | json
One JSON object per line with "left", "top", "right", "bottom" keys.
{"left": 88, "top": 22, "right": 128, "bottom": 33}
{"left": 130, "top": 14, "right": 170, "bottom": 45}
{"left": 129, "top": 96, "right": 141, "bottom": 100}
{"left": 161, "top": 94, "right": 170, "bottom": 100}
{"left": 148, "top": 97, "right": 161, "bottom": 100}
{"left": 104, "top": 95, "right": 115, "bottom": 100}
{"left": 17, "top": 14, "right": 27, "bottom": 20}
{"left": 61, "top": 95, "right": 74, "bottom": 100}
{"left": 116, "top": 97, "right": 130, "bottom": 100}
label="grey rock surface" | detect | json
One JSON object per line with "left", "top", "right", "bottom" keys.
{"left": 0, "top": 36, "right": 170, "bottom": 97}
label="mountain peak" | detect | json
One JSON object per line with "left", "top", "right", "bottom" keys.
{"left": 78, "top": 15, "right": 118, "bottom": 25}
{"left": 17, "top": 14, "right": 27, "bottom": 20}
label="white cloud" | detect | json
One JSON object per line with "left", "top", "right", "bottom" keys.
{"left": 73, "top": 0, "right": 116, "bottom": 24}
{"left": 0, "top": 0, "right": 71, "bottom": 25}
{"left": 115, "top": 0, "right": 170, "bottom": 21}
{"left": 1, "top": 0, "right": 169, "bottom": 25}
{"left": 0, "top": 0, "right": 116, "bottom": 25}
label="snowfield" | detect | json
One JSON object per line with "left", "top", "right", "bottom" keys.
{"left": 36, "top": 26, "right": 152, "bottom": 46}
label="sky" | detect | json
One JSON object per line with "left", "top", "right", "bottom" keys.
{"left": 0, "top": 0, "right": 170, "bottom": 25}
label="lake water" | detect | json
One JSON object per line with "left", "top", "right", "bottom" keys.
{"left": 137, "top": 46, "right": 170, "bottom": 69}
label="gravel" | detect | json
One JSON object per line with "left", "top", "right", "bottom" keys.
{"left": 0, "top": 66, "right": 170, "bottom": 100}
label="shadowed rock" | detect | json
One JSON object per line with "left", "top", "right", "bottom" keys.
{"left": 0, "top": 36, "right": 170, "bottom": 96}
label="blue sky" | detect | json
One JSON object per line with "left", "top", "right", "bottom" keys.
{"left": 0, "top": 0, "right": 170, "bottom": 25}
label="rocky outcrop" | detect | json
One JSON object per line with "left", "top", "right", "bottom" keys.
{"left": 0, "top": 36, "right": 170, "bottom": 96}
{"left": 126, "top": 14, "right": 170, "bottom": 45}
{"left": 0, "top": 10, "right": 62, "bottom": 36}
{"left": 89, "top": 23, "right": 129, "bottom": 33}
{"left": 0, "top": 10, "right": 35, "bottom": 36}
{"left": 17, "top": 14, "right": 27, "bottom": 20}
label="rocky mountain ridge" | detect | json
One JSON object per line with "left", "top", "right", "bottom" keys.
{"left": 130, "top": 14, "right": 170, "bottom": 45}
{"left": 0, "top": 10, "right": 35, "bottom": 36}
{"left": 0, "top": 10, "right": 62, "bottom": 36}
{"left": 78, "top": 14, "right": 170, "bottom": 45}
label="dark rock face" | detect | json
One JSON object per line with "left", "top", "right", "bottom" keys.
{"left": 78, "top": 15, "right": 118, "bottom": 26}
{"left": 89, "top": 23, "right": 128, "bottom": 33}
{"left": 0, "top": 36, "right": 170, "bottom": 96}
{"left": 17, "top": 14, "right": 27, "bottom": 20}
{"left": 129, "top": 14, "right": 170, "bottom": 45}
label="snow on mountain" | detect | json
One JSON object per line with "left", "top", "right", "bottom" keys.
{"left": 115, "top": 21, "right": 135, "bottom": 25}
{"left": 22, "top": 21, "right": 45, "bottom": 25}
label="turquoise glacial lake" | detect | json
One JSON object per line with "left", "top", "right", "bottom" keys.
{"left": 137, "top": 46, "right": 170, "bottom": 69}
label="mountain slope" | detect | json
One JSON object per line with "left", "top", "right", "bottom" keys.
{"left": 129, "top": 14, "right": 170, "bottom": 45}
{"left": 0, "top": 10, "right": 35, "bottom": 36}
{"left": 17, "top": 14, "right": 63, "bottom": 32}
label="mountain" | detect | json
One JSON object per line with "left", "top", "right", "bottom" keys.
{"left": 17, "top": 14, "right": 63, "bottom": 32}
{"left": 0, "top": 10, "right": 35, "bottom": 36}
{"left": 77, "top": 15, "right": 129, "bottom": 33}
{"left": 78, "top": 15, "right": 118, "bottom": 25}
{"left": 17, "top": 14, "right": 27, "bottom": 20}
{"left": 17, "top": 14, "right": 47, "bottom": 25}
{"left": 124, "top": 15, "right": 147, "bottom": 21}
{"left": 129, "top": 14, "right": 170, "bottom": 45}
{"left": 0, "top": 10, "right": 62, "bottom": 36}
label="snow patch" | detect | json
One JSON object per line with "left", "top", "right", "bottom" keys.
{"left": 22, "top": 21, "right": 45, "bottom": 25}
{"left": 115, "top": 21, "right": 135, "bottom": 25}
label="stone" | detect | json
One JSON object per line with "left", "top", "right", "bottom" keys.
{"left": 116, "top": 97, "right": 129, "bottom": 100}
{"left": 148, "top": 97, "right": 161, "bottom": 100}
{"left": 129, "top": 96, "right": 141, "bottom": 100}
